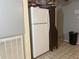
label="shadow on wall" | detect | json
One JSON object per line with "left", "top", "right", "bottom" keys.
{"left": 57, "top": 7, "right": 64, "bottom": 40}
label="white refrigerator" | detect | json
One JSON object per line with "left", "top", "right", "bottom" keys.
{"left": 30, "top": 7, "right": 50, "bottom": 58}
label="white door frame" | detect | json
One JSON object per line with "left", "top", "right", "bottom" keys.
{"left": 23, "top": 0, "right": 31, "bottom": 59}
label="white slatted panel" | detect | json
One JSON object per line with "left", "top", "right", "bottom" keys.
{"left": 0, "top": 35, "right": 24, "bottom": 59}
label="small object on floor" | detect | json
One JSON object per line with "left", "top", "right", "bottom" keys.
{"left": 69, "top": 31, "right": 78, "bottom": 45}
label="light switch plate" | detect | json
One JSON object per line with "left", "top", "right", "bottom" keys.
{"left": 74, "top": 9, "right": 79, "bottom": 14}
{"left": 77, "top": 16, "right": 79, "bottom": 19}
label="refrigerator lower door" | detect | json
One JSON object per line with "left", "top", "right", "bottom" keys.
{"left": 32, "top": 24, "right": 49, "bottom": 58}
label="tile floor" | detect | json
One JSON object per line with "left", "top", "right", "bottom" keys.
{"left": 36, "top": 42, "right": 79, "bottom": 59}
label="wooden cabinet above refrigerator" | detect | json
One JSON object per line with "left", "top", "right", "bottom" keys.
{"left": 28, "top": 0, "right": 56, "bottom": 7}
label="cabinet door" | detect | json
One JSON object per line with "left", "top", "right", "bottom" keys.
{"left": 32, "top": 24, "right": 49, "bottom": 58}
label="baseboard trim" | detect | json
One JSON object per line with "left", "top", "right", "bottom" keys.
{"left": 64, "top": 40, "right": 69, "bottom": 43}
{"left": 64, "top": 40, "right": 79, "bottom": 45}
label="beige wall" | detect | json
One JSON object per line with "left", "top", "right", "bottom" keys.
{"left": 23, "top": 0, "right": 31, "bottom": 59}
{"left": 56, "top": 7, "right": 64, "bottom": 39}
{"left": 55, "top": 0, "right": 64, "bottom": 39}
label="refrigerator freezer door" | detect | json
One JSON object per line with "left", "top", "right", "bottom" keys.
{"left": 32, "top": 24, "right": 49, "bottom": 58}
{"left": 30, "top": 7, "right": 49, "bottom": 24}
